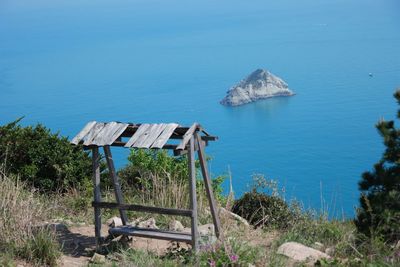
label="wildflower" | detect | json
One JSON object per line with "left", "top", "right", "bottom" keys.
{"left": 209, "top": 259, "right": 216, "bottom": 266}
{"left": 230, "top": 254, "right": 239, "bottom": 262}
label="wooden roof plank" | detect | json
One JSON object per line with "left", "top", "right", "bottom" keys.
{"left": 151, "top": 123, "right": 179, "bottom": 149}
{"left": 71, "top": 121, "right": 97, "bottom": 145}
{"left": 176, "top": 123, "right": 200, "bottom": 150}
{"left": 135, "top": 123, "right": 168, "bottom": 148}
{"left": 124, "top": 123, "right": 151, "bottom": 148}
{"left": 132, "top": 124, "right": 159, "bottom": 148}
{"left": 83, "top": 122, "right": 106, "bottom": 146}
{"left": 92, "top": 122, "right": 118, "bottom": 146}
{"left": 106, "top": 123, "right": 129, "bottom": 145}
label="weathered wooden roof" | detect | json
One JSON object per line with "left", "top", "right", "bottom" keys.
{"left": 71, "top": 121, "right": 217, "bottom": 150}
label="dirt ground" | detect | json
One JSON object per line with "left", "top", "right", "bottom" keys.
{"left": 54, "top": 223, "right": 189, "bottom": 266}
{"left": 51, "top": 217, "right": 277, "bottom": 267}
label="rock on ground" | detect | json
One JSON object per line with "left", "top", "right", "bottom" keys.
{"left": 138, "top": 218, "right": 158, "bottom": 229}
{"left": 89, "top": 253, "right": 106, "bottom": 264}
{"left": 198, "top": 224, "right": 215, "bottom": 236}
{"left": 168, "top": 220, "right": 185, "bottom": 232}
{"left": 277, "top": 242, "right": 331, "bottom": 263}
{"left": 106, "top": 216, "right": 123, "bottom": 228}
{"left": 219, "top": 207, "right": 250, "bottom": 226}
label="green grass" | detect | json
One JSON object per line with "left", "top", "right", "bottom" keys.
{"left": 18, "top": 228, "right": 61, "bottom": 267}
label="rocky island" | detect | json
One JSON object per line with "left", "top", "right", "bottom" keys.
{"left": 220, "top": 69, "right": 295, "bottom": 106}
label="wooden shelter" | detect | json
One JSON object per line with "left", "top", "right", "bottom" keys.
{"left": 71, "top": 121, "right": 221, "bottom": 251}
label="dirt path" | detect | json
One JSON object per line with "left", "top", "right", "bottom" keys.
{"left": 53, "top": 223, "right": 184, "bottom": 266}
{"left": 52, "top": 223, "right": 106, "bottom": 266}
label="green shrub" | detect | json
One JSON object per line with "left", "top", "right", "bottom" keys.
{"left": 232, "top": 175, "right": 295, "bottom": 229}
{"left": 355, "top": 90, "right": 400, "bottom": 243}
{"left": 0, "top": 118, "right": 92, "bottom": 192}
{"left": 232, "top": 190, "right": 294, "bottom": 229}
{"left": 118, "top": 149, "right": 226, "bottom": 203}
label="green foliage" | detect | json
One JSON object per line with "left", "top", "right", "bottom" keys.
{"left": 19, "top": 228, "right": 60, "bottom": 267}
{"left": 280, "top": 214, "right": 354, "bottom": 248}
{"left": 232, "top": 175, "right": 295, "bottom": 229}
{"left": 95, "top": 237, "right": 260, "bottom": 267}
{"left": 118, "top": 149, "right": 188, "bottom": 189}
{"left": 0, "top": 118, "right": 92, "bottom": 192}
{"left": 118, "top": 149, "right": 226, "bottom": 202}
{"left": 232, "top": 190, "right": 293, "bottom": 229}
{"left": 198, "top": 238, "right": 260, "bottom": 267}
{"left": 355, "top": 90, "right": 400, "bottom": 243}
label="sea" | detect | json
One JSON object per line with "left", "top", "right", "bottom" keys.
{"left": 1, "top": 0, "right": 399, "bottom": 217}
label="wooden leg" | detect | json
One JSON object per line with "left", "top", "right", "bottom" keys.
{"left": 188, "top": 137, "right": 199, "bottom": 252}
{"left": 92, "top": 147, "right": 102, "bottom": 246}
{"left": 103, "top": 145, "right": 128, "bottom": 225}
{"left": 195, "top": 133, "right": 221, "bottom": 238}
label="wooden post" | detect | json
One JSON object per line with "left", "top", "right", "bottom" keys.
{"left": 195, "top": 133, "right": 221, "bottom": 238}
{"left": 103, "top": 145, "right": 128, "bottom": 225}
{"left": 92, "top": 147, "right": 102, "bottom": 246}
{"left": 188, "top": 136, "right": 199, "bottom": 252}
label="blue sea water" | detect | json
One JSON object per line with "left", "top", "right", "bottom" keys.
{"left": 1, "top": 0, "right": 399, "bottom": 217}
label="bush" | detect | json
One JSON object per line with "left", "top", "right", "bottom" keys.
{"left": 118, "top": 149, "right": 226, "bottom": 203}
{"left": 118, "top": 149, "right": 189, "bottom": 189}
{"left": 232, "top": 190, "right": 294, "bottom": 229}
{"left": 0, "top": 118, "right": 92, "bottom": 192}
{"left": 355, "top": 90, "right": 400, "bottom": 243}
{"left": 232, "top": 175, "right": 295, "bottom": 229}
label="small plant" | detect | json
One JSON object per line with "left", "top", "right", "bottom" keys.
{"left": 19, "top": 228, "right": 60, "bottom": 267}
{"left": 198, "top": 238, "right": 260, "bottom": 267}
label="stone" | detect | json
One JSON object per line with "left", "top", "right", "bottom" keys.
{"left": 130, "top": 217, "right": 143, "bottom": 226}
{"left": 90, "top": 253, "right": 106, "bottom": 264}
{"left": 198, "top": 224, "right": 215, "bottom": 236}
{"left": 63, "top": 219, "right": 73, "bottom": 225}
{"left": 277, "top": 242, "right": 331, "bottom": 263}
{"left": 325, "top": 247, "right": 335, "bottom": 256}
{"left": 168, "top": 220, "right": 185, "bottom": 232}
{"left": 313, "top": 242, "right": 324, "bottom": 251}
{"left": 220, "top": 69, "right": 294, "bottom": 106}
{"left": 219, "top": 207, "right": 250, "bottom": 227}
{"left": 106, "top": 216, "right": 123, "bottom": 228}
{"left": 138, "top": 218, "right": 158, "bottom": 229}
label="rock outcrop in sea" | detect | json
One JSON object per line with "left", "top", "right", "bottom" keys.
{"left": 220, "top": 69, "right": 294, "bottom": 106}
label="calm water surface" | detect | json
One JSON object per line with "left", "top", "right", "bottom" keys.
{"left": 1, "top": 0, "right": 399, "bottom": 216}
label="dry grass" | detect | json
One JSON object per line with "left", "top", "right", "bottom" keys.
{"left": 0, "top": 169, "right": 46, "bottom": 248}
{"left": 127, "top": 171, "right": 213, "bottom": 226}
{"left": 0, "top": 167, "right": 60, "bottom": 266}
